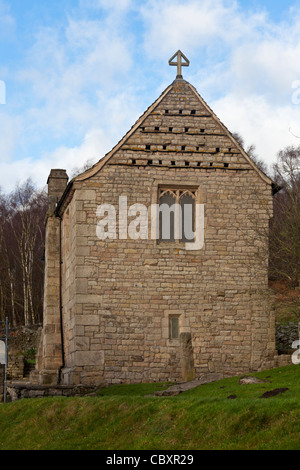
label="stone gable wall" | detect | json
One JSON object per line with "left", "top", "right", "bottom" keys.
{"left": 59, "top": 161, "right": 275, "bottom": 386}
{"left": 37, "top": 80, "right": 280, "bottom": 386}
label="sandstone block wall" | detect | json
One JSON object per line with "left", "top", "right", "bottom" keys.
{"left": 37, "top": 80, "right": 279, "bottom": 386}
{"left": 7, "top": 355, "right": 24, "bottom": 381}
{"left": 59, "top": 165, "right": 275, "bottom": 385}
{"left": 36, "top": 171, "right": 68, "bottom": 385}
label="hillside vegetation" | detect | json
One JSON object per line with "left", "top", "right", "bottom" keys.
{"left": 0, "top": 365, "right": 299, "bottom": 450}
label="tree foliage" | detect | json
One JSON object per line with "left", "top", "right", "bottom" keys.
{"left": 232, "top": 132, "right": 270, "bottom": 176}
{"left": 0, "top": 179, "right": 47, "bottom": 326}
{"left": 0, "top": 142, "right": 299, "bottom": 326}
{"left": 270, "top": 146, "right": 300, "bottom": 290}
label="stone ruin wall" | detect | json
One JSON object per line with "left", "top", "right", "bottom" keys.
{"left": 59, "top": 161, "right": 277, "bottom": 386}
{"left": 37, "top": 80, "right": 292, "bottom": 387}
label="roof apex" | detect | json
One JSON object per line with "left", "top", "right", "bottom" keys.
{"left": 73, "top": 79, "right": 272, "bottom": 187}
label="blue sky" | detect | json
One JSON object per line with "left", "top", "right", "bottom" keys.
{"left": 1, "top": 0, "right": 300, "bottom": 191}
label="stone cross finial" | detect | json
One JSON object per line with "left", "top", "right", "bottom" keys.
{"left": 169, "top": 50, "right": 190, "bottom": 79}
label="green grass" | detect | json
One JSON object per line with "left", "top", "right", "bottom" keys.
{"left": 96, "top": 381, "right": 172, "bottom": 397}
{"left": 0, "top": 365, "right": 300, "bottom": 450}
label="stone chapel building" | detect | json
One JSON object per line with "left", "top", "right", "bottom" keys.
{"left": 35, "top": 52, "right": 282, "bottom": 386}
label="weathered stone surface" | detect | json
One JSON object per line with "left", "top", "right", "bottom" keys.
{"left": 35, "top": 78, "right": 279, "bottom": 387}
{"left": 154, "top": 373, "right": 224, "bottom": 396}
{"left": 239, "top": 376, "right": 271, "bottom": 385}
{"left": 276, "top": 322, "right": 299, "bottom": 354}
{"left": 7, "top": 382, "right": 107, "bottom": 401}
{"left": 180, "top": 332, "right": 195, "bottom": 382}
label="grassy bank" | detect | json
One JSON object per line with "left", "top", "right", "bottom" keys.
{"left": 0, "top": 365, "right": 300, "bottom": 450}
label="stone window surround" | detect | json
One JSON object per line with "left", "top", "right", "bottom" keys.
{"left": 158, "top": 188, "right": 196, "bottom": 243}
{"left": 151, "top": 182, "right": 206, "bottom": 250}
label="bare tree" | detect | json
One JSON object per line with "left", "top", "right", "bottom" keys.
{"left": 8, "top": 181, "right": 47, "bottom": 325}
{"left": 70, "top": 159, "right": 95, "bottom": 178}
{"left": 270, "top": 146, "right": 300, "bottom": 286}
{"left": 0, "top": 190, "right": 17, "bottom": 325}
{"left": 229, "top": 138, "right": 299, "bottom": 323}
{"left": 232, "top": 132, "right": 270, "bottom": 176}
{"left": 0, "top": 180, "right": 47, "bottom": 326}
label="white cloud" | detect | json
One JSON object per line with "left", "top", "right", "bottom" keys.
{"left": 140, "top": 0, "right": 267, "bottom": 58}
{"left": 139, "top": 0, "right": 299, "bottom": 95}
{"left": 0, "top": 112, "right": 23, "bottom": 162}
{"left": 213, "top": 93, "right": 300, "bottom": 166}
{"left": 2, "top": 0, "right": 300, "bottom": 192}
{"left": 228, "top": 31, "right": 300, "bottom": 104}
{"left": 42, "top": 127, "right": 110, "bottom": 176}
{"left": 0, "top": 127, "right": 110, "bottom": 193}
{"left": 139, "top": 0, "right": 300, "bottom": 166}
{"left": 18, "top": 15, "right": 133, "bottom": 128}
{"left": 0, "top": 7, "right": 137, "bottom": 191}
